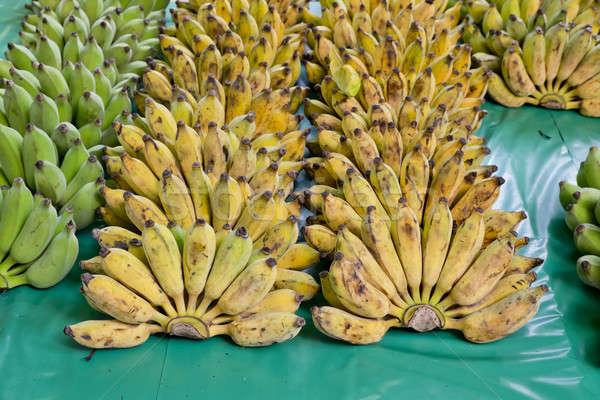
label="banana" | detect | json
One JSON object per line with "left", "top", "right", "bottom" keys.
{"left": 203, "top": 257, "right": 278, "bottom": 321}
{"left": 196, "top": 227, "right": 253, "bottom": 315}
{"left": 159, "top": 170, "right": 196, "bottom": 231}
{"left": 442, "top": 232, "right": 516, "bottom": 308}
{"left": 0, "top": 179, "right": 34, "bottom": 261}
{"left": 361, "top": 206, "right": 409, "bottom": 300}
{"left": 209, "top": 312, "right": 304, "bottom": 347}
{"left": 501, "top": 47, "right": 537, "bottom": 97}
{"left": 183, "top": 218, "right": 216, "bottom": 312}
{"left": 430, "top": 209, "right": 486, "bottom": 305}
{"left": 445, "top": 285, "right": 547, "bottom": 343}
{"left": 311, "top": 306, "right": 400, "bottom": 344}
{"left": 274, "top": 268, "right": 320, "bottom": 300}
{"left": 420, "top": 197, "right": 453, "bottom": 302}
{"left": 65, "top": 320, "right": 162, "bottom": 349}
{"left": 123, "top": 191, "right": 169, "bottom": 231}
{"left": 98, "top": 247, "right": 177, "bottom": 317}
{"left": 0, "top": 125, "right": 25, "bottom": 182}
{"left": 80, "top": 273, "right": 170, "bottom": 326}
{"left": 10, "top": 221, "right": 78, "bottom": 289}
{"left": 522, "top": 27, "right": 546, "bottom": 87}
{"left": 142, "top": 220, "right": 186, "bottom": 314}
{"left": 7, "top": 198, "right": 58, "bottom": 265}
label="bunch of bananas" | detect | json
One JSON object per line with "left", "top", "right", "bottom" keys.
{"left": 67, "top": 219, "right": 308, "bottom": 348}
{"left": 0, "top": 177, "right": 78, "bottom": 291}
{"left": 99, "top": 98, "right": 319, "bottom": 295}
{"left": 301, "top": 0, "right": 489, "bottom": 115}
{"left": 136, "top": 0, "right": 309, "bottom": 140}
{"left": 464, "top": 0, "right": 600, "bottom": 116}
{"left": 559, "top": 147, "right": 600, "bottom": 289}
{"left": 303, "top": 147, "right": 546, "bottom": 343}
{"left": 0, "top": 0, "right": 168, "bottom": 228}
{"left": 174, "top": 0, "right": 308, "bottom": 28}
{"left": 296, "top": 0, "right": 547, "bottom": 344}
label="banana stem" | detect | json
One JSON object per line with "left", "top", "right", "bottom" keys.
{"left": 173, "top": 294, "right": 186, "bottom": 315}
{"left": 202, "top": 304, "right": 222, "bottom": 322}
{"left": 388, "top": 304, "right": 405, "bottom": 320}
{"left": 0, "top": 256, "right": 15, "bottom": 274}
{"left": 212, "top": 315, "right": 235, "bottom": 325}
{"left": 409, "top": 287, "right": 421, "bottom": 303}
{"left": 386, "top": 318, "right": 402, "bottom": 329}
{"left": 161, "top": 301, "right": 178, "bottom": 318}
{"left": 194, "top": 296, "right": 213, "bottom": 317}
{"left": 428, "top": 290, "right": 443, "bottom": 306}
{"left": 147, "top": 323, "right": 165, "bottom": 335}
{"left": 153, "top": 313, "right": 171, "bottom": 327}
{"left": 186, "top": 293, "right": 200, "bottom": 314}
{"left": 7, "top": 264, "right": 29, "bottom": 276}
{"left": 567, "top": 100, "right": 581, "bottom": 110}
{"left": 421, "top": 285, "right": 433, "bottom": 304}
{"left": 436, "top": 296, "right": 454, "bottom": 311}
{"left": 208, "top": 323, "right": 230, "bottom": 338}
{"left": 442, "top": 317, "right": 463, "bottom": 331}
{"left": 6, "top": 273, "right": 28, "bottom": 289}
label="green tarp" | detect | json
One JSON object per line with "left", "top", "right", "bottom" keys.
{"left": 0, "top": 2, "right": 599, "bottom": 399}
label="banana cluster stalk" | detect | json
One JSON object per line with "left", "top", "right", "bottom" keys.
{"left": 464, "top": 0, "right": 600, "bottom": 116}
{"left": 559, "top": 147, "right": 600, "bottom": 288}
{"left": 0, "top": 177, "right": 79, "bottom": 291}
{"left": 67, "top": 220, "right": 307, "bottom": 349}
{"left": 0, "top": 0, "right": 169, "bottom": 229}
{"left": 137, "top": 0, "right": 310, "bottom": 142}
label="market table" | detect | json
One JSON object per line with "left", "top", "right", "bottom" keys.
{"left": 0, "top": 2, "right": 599, "bottom": 399}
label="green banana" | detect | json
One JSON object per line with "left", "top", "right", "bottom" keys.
{"left": 11, "top": 220, "right": 78, "bottom": 289}
{"left": 60, "top": 177, "right": 104, "bottom": 228}
{"left": 0, "top": 178, "right": 34, "bottom": 261}
{"left": 8, "top": 197, "right": 58, "bottom": 264}
{"left": 574, "top": 224, "right": 600, "bottom": 257}
{"left": 23, "top": 124, "right": 59, "bottom": 188}
{"left": 30, "top": 93, "right": 60, "bottom": 135}
{"left": 0, "top": 125, "right": 24, "bottom": 182}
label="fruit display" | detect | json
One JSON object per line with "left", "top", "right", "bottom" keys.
{"left": 0, "top": 177, "right": 79, "bottom": 291}
{"left": 464, "top": 0, "right": 600, "bottom": 116}
{"left": 67, "top": 219, "right": 308, "bottom": 348}
{"left": 136, "top": 0, "right": 309, "bottom": 141}
{"left": 295, "top": 0, "right": 547, "bottom": 344}
{"left": 0, "top": 0, "right": 168, "bottom": 228}
{"left": 559, "top": 147, "right": 600, "bottom": 289}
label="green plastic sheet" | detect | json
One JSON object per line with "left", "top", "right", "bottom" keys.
{"left": 1, "top": 2, "right": 600, "bottom": 398}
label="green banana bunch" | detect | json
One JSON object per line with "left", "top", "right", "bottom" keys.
{"left": 559, "top": 146, "right": 600, "bottom": 288}
{"left": 465, "top": 0, "right": 600, "bottom": 116}
{"left": 0, "top": 0, "right": 171, "bottom": 229}
{"left": 0, "top": 177, "right": 78, "bottom": 291}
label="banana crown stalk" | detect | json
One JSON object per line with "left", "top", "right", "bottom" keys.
{"left": 0, "top": 0, "right": 170, "bottom": 229}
